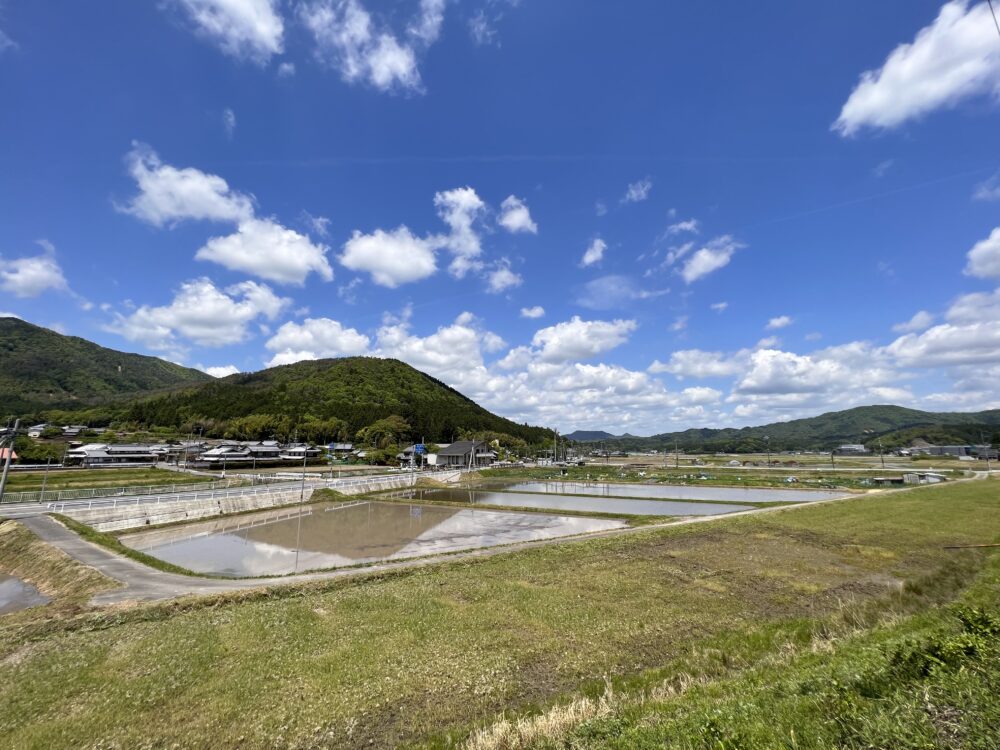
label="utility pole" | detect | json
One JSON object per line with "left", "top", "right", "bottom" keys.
{"left": 300, "top": 449, "right": 308, "bottom": 500}
{"left": 764, "top": 435, "right": 771, "bottom": 467}
{"left": 41, "top": 457, "right": 52, "bottom": 496}
{"left": 878, "top": 439, "right": 885, "bottom": 470}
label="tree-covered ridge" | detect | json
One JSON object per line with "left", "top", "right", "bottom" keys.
{"left": 579, "top": 405, "right": 1000, "bottom": 452}
{"left": 122, "top": 357, "right": 553, "bottom": 444}
{"left": 0, "top": 317, "right": 212, "bottom": 414}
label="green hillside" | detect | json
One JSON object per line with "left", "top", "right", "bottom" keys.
{"left": 123, "top": 357, "right": 553, "bottom": 444}
{"left": 581, "top": 405, "right": 1000, "bottom": 452}
{"left": 0, "top": 317, "right": 212, "bottom": 414}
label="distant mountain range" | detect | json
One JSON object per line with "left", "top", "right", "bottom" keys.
{"left": 567, "top": 405, "right": 1000, "bottom": 452}
{"left": 0, "top": 317, "right": 211, "bottom": 413}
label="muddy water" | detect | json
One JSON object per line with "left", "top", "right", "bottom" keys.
{"left": 121, "top": 501, "right": 625, "bottom": 577}
{"left": 475, "top": 480, "right": 846, "bottom": 503}
{"left": 391, "top": 488, "right": 756, "bottom": 516}
{"left": 0, "top": 574, "right": 50, "bottom": 615}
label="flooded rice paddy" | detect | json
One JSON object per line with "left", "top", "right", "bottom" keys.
{"left": 475, "top": 480, "right": 847, "bottom": 504}
{"left": 390, "top": 488, "right": 757, "bottom": 516}
{"left": 0, "top": 574, "right": 50, "bottom": 615}
{"left": 121, "top": 501, "right": 625, "bottom": 577}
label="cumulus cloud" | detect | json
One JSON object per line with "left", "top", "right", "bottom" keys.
{"left": 433, "top": 186, "right": 487, "bottom": 278}
{"left": 299, "top": 0, "right": 444, "bottom": 93}
{"left": 195, "top": 217, "right": 334, "bottom": 285}
{"left": 621, "top": 177, "right": 652, "bottom": 203}
{"left": 497, "top": 195, "right": 538, "bottom": 234}
{"left": 531, "top": 316, "right": 637, "bottom": 363}
{"left": 833, "top": 1, "right": 1000, "bottom": 136}
{"left": 964, "top": 227, "right": 1000, "bottom": 279}
{"left": 171, "top": 0, "right": 284, "bottom": 64}
{"left": 670, "top": 315, "right": 688, "bottom": 333}
{"left": 710, "top": 301, "right": 729, "bottom": 313}
{"left": 199, "top": 364, "right": 240, "bottom": 378}
{"left": 106, "top": 278, "right": 288, "bottom": 355}
{"left": 486, "top": 259, "right": 522, "bottom": 293}
{"left": 648, "top": 349, "right": 748, "bottom": 379}
{"left": 265, "top": 317, "right": 371, "bottom": 366}
{"left": 0, "top": 243, "right": 69, "bottom": 298}
{"left": 886, "top": 287, "right": 1000, "bottom": 367}
{"left": 339, "top": 226, "right": 437, "bottom": 287}
{"left": 974, "top": 171, "right": 1000, "bottom": 201}
{"left": 892, "top": 310, "right": 935, "bottom": 333}
{"left": 520, "top": 305, "right": 545, "bottom": 319}
{"left": 580, "top": 238, "right": 606, "bottom": 267}
{"left": 680, "top": 235, "right": 744, "bottom": 283}
{"left": 766, "top": 315, "right": 793, "bottom": 330}
{"left": 118, "top": 143, "right": 254, "bottom": 227}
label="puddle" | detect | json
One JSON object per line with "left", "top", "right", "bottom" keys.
{"left": 475, "top": 480, "right": 846, "bottom": 504}
{"left": 0, "top": 575, "right": 50, "bottom": 615}
{"left": 121, "top": 501, "right": 625, "bottom": 577}
{"left": 390, "top": 488, "right": 756, "bottom": 516}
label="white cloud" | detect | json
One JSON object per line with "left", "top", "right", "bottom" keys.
{"left": 892, "top": 310, "right": 935, "bottom": 333}
{"left": 580, "top": 238, "right": 606, "bottom": 267}
{"left": 766, "top": 315, "right": 793, "bottom": 330}
{"left": 577, "top": 275, "right": 668, "bottom": 310}
{"left": 670, "top": 315, "right": 688, "bottom": 332}
{"left": 265, "top": 317, "right": 371, "bottom": 366}
{"left": 710, "top": 301, "right": 728, "bottom": 313}
{"left": 872, "top": 159, "right": 894, "bottom": 178}
{"left": 648, "top": 350, "right": 747, "bottom": 379}
{"left": 680, "top": 235, "right": 744, "bottom": 283}
{"left": 0, "top": 245, "right": 69, "bottom": 298}
{"left": 277, "top": 61, "right": 296, "bottom": 77}
{"left": 301, "top": 211, "right": 331, "bottom": 237}
{"left": 339, "top": 226, "right": 437, "bottom": 287}
{"left": 964, "top": 227, "right": 1000, "bottom": 279}
{"left": 833, "top": 1, "right": 1000, "bottom": 136}
{"left": 520, "top": 305, "right": 545, "bottom": 319}
{"left": 486, "top": 259, "right": 522, "bottom": 293}
{"left": 622, "top": 177, "right": 652, "bottom": 203}
{"left": 0, "top": 23, "right": 15, "bottom": 53}
{"left": 805, "top": 332, "right": 823, "bottom": 342}
{"left": 300, "top": 0, "right": 443, "bottom": 93}
{"left": 375, "top": 312, "right": 497, "bottom": 382}
{"left": 223, "top": 107, "right": 236, "bottom": 138}
{"left": 886, "top": 287, "right": 1000, "bottom": 367}
{"left": 172, "top": 0, "right": 284, "bottom": 64}
{"left": 497, "top": 195, "right": 538, "bottom": 234}
{"left": 106, "top": 277, "right": 289, "bottom": 355}
{"left": 0, "top": 311, "right": 22, "bottom": 319}
{"left": 531, "top": 316, "right": 637, "bottom": 363}
{"left": 199, "top": 364, "right": 240, "bottom": 378}
{"left": 433, "top": 186, "right": 487, "bottom": 278}
{"left": 337, "top": 277, "right": 362, "bottom": 304}
{"left": 195, "top": 217, "right": 334, "bottom": 285}
{"left": 595, "top": 201, "right": 607, "bottom": 217}
{"left": 118, "top": 143, "right": 254, "bottom": 227}
{"left": 666, "top": 218, "right": 699, "bottom": 235}
{"left": 974, "top": 171, "right": 1000, "bottom": 201}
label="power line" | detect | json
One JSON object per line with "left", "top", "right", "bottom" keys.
{"left": 989, "top": 0, "right": 1000, "bottom": 42}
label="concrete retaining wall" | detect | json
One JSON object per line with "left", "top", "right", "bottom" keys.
{"left": 64, "top": 489, "right": 314, "bottom": 533}
{"left": 63, "top": 470, "right": 466, "bottom": 532}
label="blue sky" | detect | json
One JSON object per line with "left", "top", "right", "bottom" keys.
{"left": 1, "top": 0, "right": 999, "bottom": 434}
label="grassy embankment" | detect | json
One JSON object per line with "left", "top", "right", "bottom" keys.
{"left": 0, "top": 481, "right": 997, "bottom": 748}
{"left": 3, "top": 467, "right": 216, "bottom": 494}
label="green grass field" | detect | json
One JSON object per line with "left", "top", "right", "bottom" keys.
{"left": 0, "top": 480, "right": 998, "bottom": 748}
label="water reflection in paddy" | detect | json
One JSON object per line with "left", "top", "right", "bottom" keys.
{"left": 475, "top": 480, "right": 846, "bottom": 504}
{"left": 121, "top": 501, "right": 625, "bottom": 577}
{"left": 391, "top": 488, "right": 755, "bottom": 517}
{"left": 0, "top": 574, "right": 50, "bottom": 615}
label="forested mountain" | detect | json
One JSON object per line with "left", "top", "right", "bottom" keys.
{"left": 572, "top": 405, "right": 1000, "bottom": 453}
{"left": 0, "top": 317, "right": 212, "bottom": 414}
{"left": 123, "top": 357, "right": 553, "bottom": 444}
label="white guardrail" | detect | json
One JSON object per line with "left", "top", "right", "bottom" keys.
{"left": 1, "top": 476, "right": 282, "bottom": 505}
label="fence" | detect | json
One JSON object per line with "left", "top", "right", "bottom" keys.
{"left": 3, "top": 475, "right": 280, "bottom": 505}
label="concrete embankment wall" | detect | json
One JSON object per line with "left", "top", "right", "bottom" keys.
{"left": 62, "top": 470, "right": 465, "bottom": 533}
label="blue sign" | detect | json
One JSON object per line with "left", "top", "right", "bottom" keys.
{"left": 414, "top": 444, "right": 427, "bottom": 454}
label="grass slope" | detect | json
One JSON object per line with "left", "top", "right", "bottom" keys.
{"left": 0, "top": 481, "right": 997, "bottom": 748}
{"left": 0, "top": 317, "right": 211, "bottom": 414}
